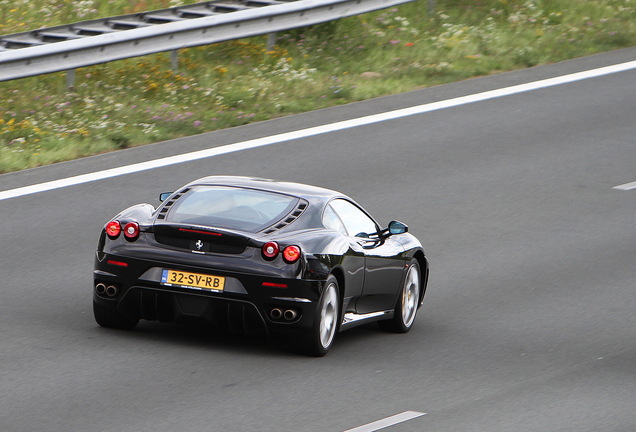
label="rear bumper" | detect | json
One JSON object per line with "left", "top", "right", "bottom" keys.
{"left": 94, "top": 252, "right": 323, "bottom": 336}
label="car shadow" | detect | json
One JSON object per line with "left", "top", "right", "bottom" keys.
{"left": 90, "top": 316, "right": 440, "bottom": 358}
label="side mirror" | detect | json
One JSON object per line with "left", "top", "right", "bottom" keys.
{"left": 159, "top": 192, "right": 173, "bottom": 202}
{"left": 388, "top": 220, "right": 408, "bottom": 235}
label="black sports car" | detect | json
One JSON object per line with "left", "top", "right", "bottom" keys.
{"left": 93, "top": 176, "right": 429, "bottom": 356}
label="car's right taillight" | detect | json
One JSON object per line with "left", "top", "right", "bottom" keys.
{"left": 283, "top": 245, "right": 301, "bottom": 263}
{"left": 106, "top": 221, "right": 121, "bottom": 239}
{"left": 262, "top": 241, "right": 279, "bottom": 259}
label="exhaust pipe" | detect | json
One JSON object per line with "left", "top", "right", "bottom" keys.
{"left": 95, "top": 283, "right": 106, "bottom": 295}
{"left": 270, "top": 308, "right": 282, "bottom": 320}
{"left": 105, "top": 285, "right": 118, "bottom": 297}
{"left": 284, "top": 309, "right": 298, "bottom": 321}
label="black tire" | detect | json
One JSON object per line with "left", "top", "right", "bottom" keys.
{"left": 378, "top": 259, "right": 421, "bottom": 333}
{"left": 303, "top": 275, "right": 340, "bottom": 357}
{"left": 93, "top": 300, "right": 139, "bottom": 330}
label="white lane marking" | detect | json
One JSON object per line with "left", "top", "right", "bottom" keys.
{"left": 612, "top": 181, "right": 636, "bottom": 191}
{"left": 2, "top": 59, "right": 636, "bottom": 202}
{"left": 343, "top": 411, "right": 426, "bottom": 432}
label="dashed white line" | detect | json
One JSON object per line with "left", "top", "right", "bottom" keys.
{"left": 612, "top": 181, "right": 636, "bottom": 191}
{"left": 343, "top": 411, "right": 426, "bottom": 432}
{"left": 2, "top": 59, "right": 636, "bottom": 201}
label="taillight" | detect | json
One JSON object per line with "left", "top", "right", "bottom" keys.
{"left": 123, "top": 222, "right": 140, "bottom": 241}
{"left": 106, "top": 221, "right": 121, "bottom": 239}
{"left": 179, "top": 228, "right": 222, "bottom": 236}
{"left": 262, "top": 282, "right": 288, "bottom": 288}
{"left": 262, "top": 241, "right": 279, "bottom": 259}
{"left": 283, "top": 245, "right": 301, "bottom": 263}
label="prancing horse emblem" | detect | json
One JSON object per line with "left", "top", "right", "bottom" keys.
{"left": 195, "top": 240, "right": 204, "bottom": 250}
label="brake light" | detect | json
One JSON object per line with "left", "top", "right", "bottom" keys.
{"left": 179, "top": 228, "right": 222, "bottom": 236}
{"left": 262, "top": 241, "right": 279, "bottom": 259}
{"left": 123, "top": 222, "right": 140, "bottom": 241}
{"left": 106, "top": 221, "right": 121, "bottom": 239}
{"left": 283, "top": 245, "right": 301, "bottom": 263}
{"left": 262, "top": 282, "right": 288, "bottom": 288}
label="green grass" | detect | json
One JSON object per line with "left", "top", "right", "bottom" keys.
{"left": 1, "top": 0, "right": 636, "bottom": 173}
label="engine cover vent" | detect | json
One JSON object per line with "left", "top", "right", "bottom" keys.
{"left": 261, "top": 201, "right": 308, "bottom": 234}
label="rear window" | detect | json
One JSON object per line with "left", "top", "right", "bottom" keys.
{"left": 166, "top": 186, "right": 299, "bottom": 233}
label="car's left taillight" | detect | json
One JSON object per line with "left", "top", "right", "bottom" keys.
{"left": 106, "top": 221, "right": 121, "bottom": 239}
{"left": 123, "top": 222, "right": 140, "bottom": 241}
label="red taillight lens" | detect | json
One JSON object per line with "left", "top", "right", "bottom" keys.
{"left": 283, "top": 245, "right": 301, "bottom": 263}
{"left": 123, "top": 222, "right": 140, "bottom": 241}
{"left": 262, "top": 241, "right": 279, "bottom": 259}
{"left": 106, "top": 221, "right": 121, "bottom": 239}
{"left": 262, "top": 282, "right": 288, "bottom": 288}
{"left": 179, "top": 228, "right": 222, "bottom": 236}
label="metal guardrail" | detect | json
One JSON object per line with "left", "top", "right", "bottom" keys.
{"left": 0, "top": 0, "right": 417, "bottom": 83}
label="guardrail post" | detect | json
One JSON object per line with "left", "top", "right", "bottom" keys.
{"left": 66, "top": 69, "right": 75, "bottom": 91}
{"left": 267, "top": 32, "right": 277, "bottom": 51}
{"left": 428, "top": 0, "right": 434, "bottom": 14}
{"left": 171, "top": 50, "right": 178, "bottom": 73}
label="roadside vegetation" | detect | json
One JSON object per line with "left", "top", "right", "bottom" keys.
{"left": 1, "top": 0, "right": 635, "bottom": 174}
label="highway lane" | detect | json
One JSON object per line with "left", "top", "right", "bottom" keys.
{"left": 1, "top": 47, "right": 636, "bottom": 431}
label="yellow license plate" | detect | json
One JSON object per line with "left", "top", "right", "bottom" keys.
{"left": 161, "top": 269, "right": 225, "bottom": 291}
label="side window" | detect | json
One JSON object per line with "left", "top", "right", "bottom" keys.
{"left": 322, "top": 205, "right": 347, "bottom": 235}
{"left": 329, "top": 199, "right": 378, "bottom": 238}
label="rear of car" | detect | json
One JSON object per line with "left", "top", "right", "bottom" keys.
{"left": 93, "top": 184, "right": 322, "bottom": 336}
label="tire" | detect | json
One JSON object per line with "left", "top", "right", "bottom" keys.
{"left": 93, "top": 300, "right": 139, "bottom": 330}
{"left": 303, "top": 275, "right": 340, "bottom": 357}
{"left": 378, "top": 259, "right": 421, "bottom": 333}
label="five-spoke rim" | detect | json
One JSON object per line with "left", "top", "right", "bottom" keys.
{"left": 319, "top": 282, "right": 338, "bottom": 348}
{"left": 401, "top": 264, "right": 420, "bottom": 327}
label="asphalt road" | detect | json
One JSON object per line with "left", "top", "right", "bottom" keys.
{"left": 1, "top": 47, "right": 636, "bottom": 432}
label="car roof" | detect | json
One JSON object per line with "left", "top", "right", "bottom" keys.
{"left": 185, "top": 176, "right": 346, "bottom": 202}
